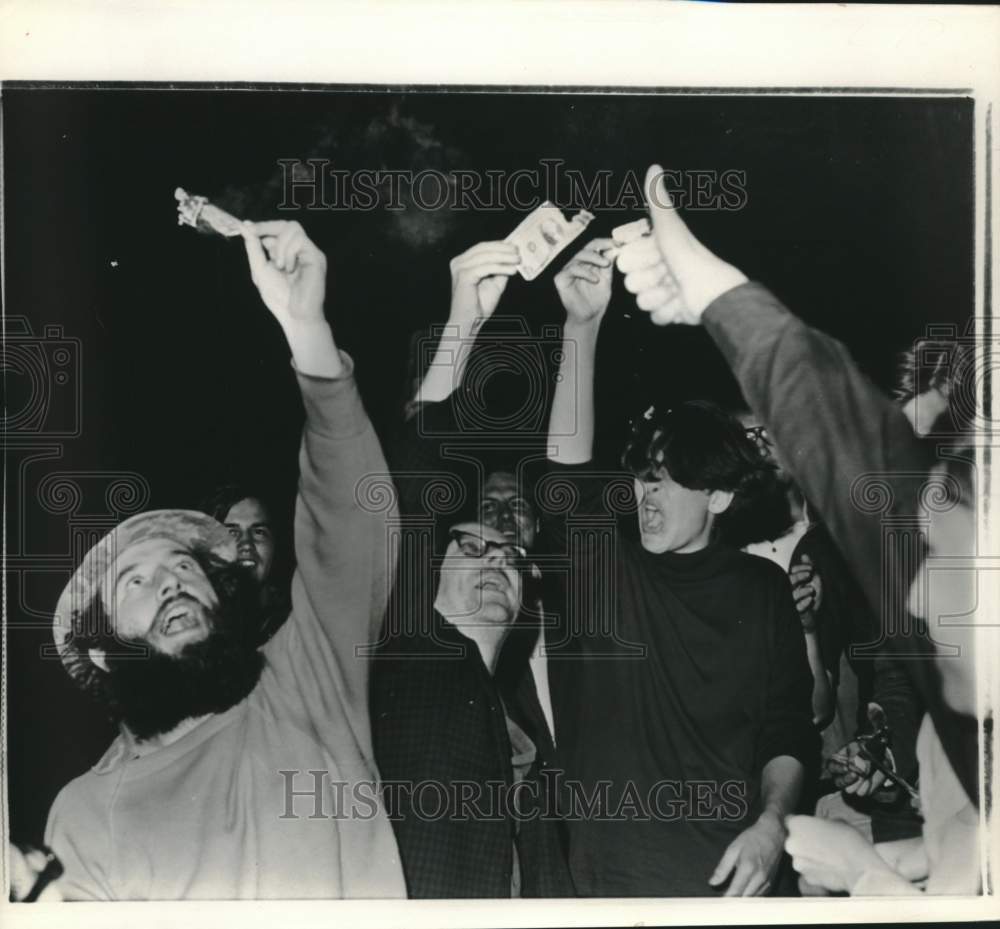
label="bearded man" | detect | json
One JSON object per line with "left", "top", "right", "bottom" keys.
{"left": 41, "top": 220, "right": 405, "bottom": 900}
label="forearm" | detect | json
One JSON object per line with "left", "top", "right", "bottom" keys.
{"left": 804, "top": 631, "right": 835, "bottom": 727}
{"left": 413, "top": 313, "right": 482, "bottom": 404}
{"left": 282, "top": 318, "right": 344, "bottom": 379}
{"left": 294, "top": 362, "right": 398, "bottom": 657}
{"left": 759, "top": 755, "right": 805, "bottom": 823}
{"left": 547, "top": 319, "right": 600, "bottom": 464}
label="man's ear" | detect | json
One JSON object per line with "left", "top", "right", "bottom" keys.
{"left": 707, "top": 489, "right": 735, "bottom": 515}
{"left": 88, "top": 648, "right": 109, "bottom": 673}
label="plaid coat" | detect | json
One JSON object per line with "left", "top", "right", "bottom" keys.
{"left": 371, "top": 614, "right": 573, "bottom": 898}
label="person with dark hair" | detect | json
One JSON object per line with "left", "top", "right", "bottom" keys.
{"left": 893, "top": 337, "right": 975, "bottom": 437}
{"left": 371, "top": 521, "right": 573, "bottom": 898}
{"left": 616, "top": 163, "right": 982, "bottom": 894}
{"left": 33, "top": 221, "right": 405, "bottom": 900}
{"left": 542, "top": 236, "right": 817, "bottom": 897}
{"left": 199, "top": 483, "right": 291, "bottom": 644}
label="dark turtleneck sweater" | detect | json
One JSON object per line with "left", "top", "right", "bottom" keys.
{"left": 541, "top": 463, "right": 817, "bottom": 897}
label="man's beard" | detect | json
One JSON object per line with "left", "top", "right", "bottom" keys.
{"left": 105, "top": 567, "right": 266, "bottom": 741}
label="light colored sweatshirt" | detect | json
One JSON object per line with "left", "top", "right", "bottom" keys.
{"left": 45, "top": 359, "right": 406, "bottom": 900}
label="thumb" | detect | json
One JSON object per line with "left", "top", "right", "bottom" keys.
{"left": 644, "top": 164, "right": 692, "bottom": 254}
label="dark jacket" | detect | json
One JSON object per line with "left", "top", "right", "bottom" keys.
{"left": 371, "top": 613, "right": 572, "bottom": 897}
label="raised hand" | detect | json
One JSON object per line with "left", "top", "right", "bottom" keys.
{"left": 241, "top": 220, "right": 327, "bottom": 328}
{"left": 241, "top": 219, "right": 341, "bottom": 378}
{"left": 554, "top": 238, "right": 614, "bottom": 327}
{"left": 617, "top": 164, "right": 748, "bottom": 325}
{"left": 448, "top": 241, "right": 521, "bottom": 326}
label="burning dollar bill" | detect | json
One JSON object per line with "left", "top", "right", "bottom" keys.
{"left": 175, "top": 188, "right": 244, "bottom": 238}
{"left": 505, "top": 202, "right": 596, "bottom": 281}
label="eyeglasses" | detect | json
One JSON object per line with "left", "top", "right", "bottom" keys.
{"left": 448, "top": 529, "right": 527, "bottom": 565}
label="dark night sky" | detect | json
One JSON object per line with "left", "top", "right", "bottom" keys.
{"left": 4, "top": 88, "right": 974, "bottom": 843}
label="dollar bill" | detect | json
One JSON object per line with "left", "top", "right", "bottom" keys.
{"left": 505, "top": 201, "right": 595, "bottom": 281}
{"left": 175, "top": 187, "right": 244, "bottom": 238}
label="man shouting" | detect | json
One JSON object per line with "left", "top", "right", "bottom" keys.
{"left": 43, "top": 220, "right": 405, "bottom": 900}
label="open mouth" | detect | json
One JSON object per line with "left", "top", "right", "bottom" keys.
{"left": 641, "top": 506, "right": 664, "bottom": 533}
{"left": 237, "top": 556, "right": 258, "bottom": 571}
{"left": 158, "top": 601, "right": 203, "bottom": 636}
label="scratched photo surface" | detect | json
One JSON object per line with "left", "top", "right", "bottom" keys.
{"left": 4, "top": 87, "right": 978, "bottom": 900}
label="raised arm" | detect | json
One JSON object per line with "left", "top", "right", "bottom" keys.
{"left": 547, "top": 238, "right": 614, "bottom": 463}
{"left": 241, "top": 220, "right": 397, "bottom": 752}
{"left": 412, "top": 240, "right": 519, "bottom": 405}
{"left": 616, "top": 165, "right": 931, "bottom": 621}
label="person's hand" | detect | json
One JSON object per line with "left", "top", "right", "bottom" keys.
{"left": 241, "top": 220, "right": 327, "bottom": 328}
{"left": 789, "top": 554, "right": 822, "bottom": 633}
{"left": 448, "top": 241, "right": 520, "bottom": 326}
{"left": 617, "top": 164, "right": 748, "bottom": 325}
{"left": 785, "top": 814, "right": 897, "bottom": 895}
{"left": 826, "top": 739, "right": 889, "bottom": 797}
{"left": 708, "top": 810, "right": 785, "bottom": 896}
{"left": 8, "top": 844, "right": 64, "bottom": 902}
{"left": 554, "top": 238, "right": 614, "bottom": 327}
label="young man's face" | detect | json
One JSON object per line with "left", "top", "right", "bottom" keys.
{"left": 224, "top": 497, "right": 275, "bottom": 583}
{"left": 478, "top": 471, "right": 538, "bottom": 550}
{"left": 102, "top": 537, "right": 219, "bottom": 657}
{"left": 634, "top": 468, "right": 724, "bottom": 555}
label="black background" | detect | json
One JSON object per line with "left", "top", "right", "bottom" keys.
{"left": 4, "top": 88, "right": 974, "bottom": 845}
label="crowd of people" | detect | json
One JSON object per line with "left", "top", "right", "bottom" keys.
{"left": 10, "top": 165, "right": 986, "bottom": 902}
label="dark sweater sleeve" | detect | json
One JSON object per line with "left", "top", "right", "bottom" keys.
{"left": 757, "top": 573, "right": 821, "bottom": 772}
{"left": 702, "top": 283, "right": 934, "bottom": 618}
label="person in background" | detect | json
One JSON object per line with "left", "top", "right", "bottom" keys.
{"left": 199, "top": 483, "right": 291, "bottom": 644}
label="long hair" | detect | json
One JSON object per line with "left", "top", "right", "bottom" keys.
{"left": 198, "top": 482, "right": 292, "bottom": 643}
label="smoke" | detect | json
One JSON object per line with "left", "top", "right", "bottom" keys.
{"left": 216, "top": 101, "right": 467, "bottom": 250}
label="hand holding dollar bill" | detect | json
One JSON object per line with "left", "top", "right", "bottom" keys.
{"left": 505, "top": 202, "right": 595, "bottom": 280}
{"left": 175, "top": 188, "right": 244, "bottom": 237}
